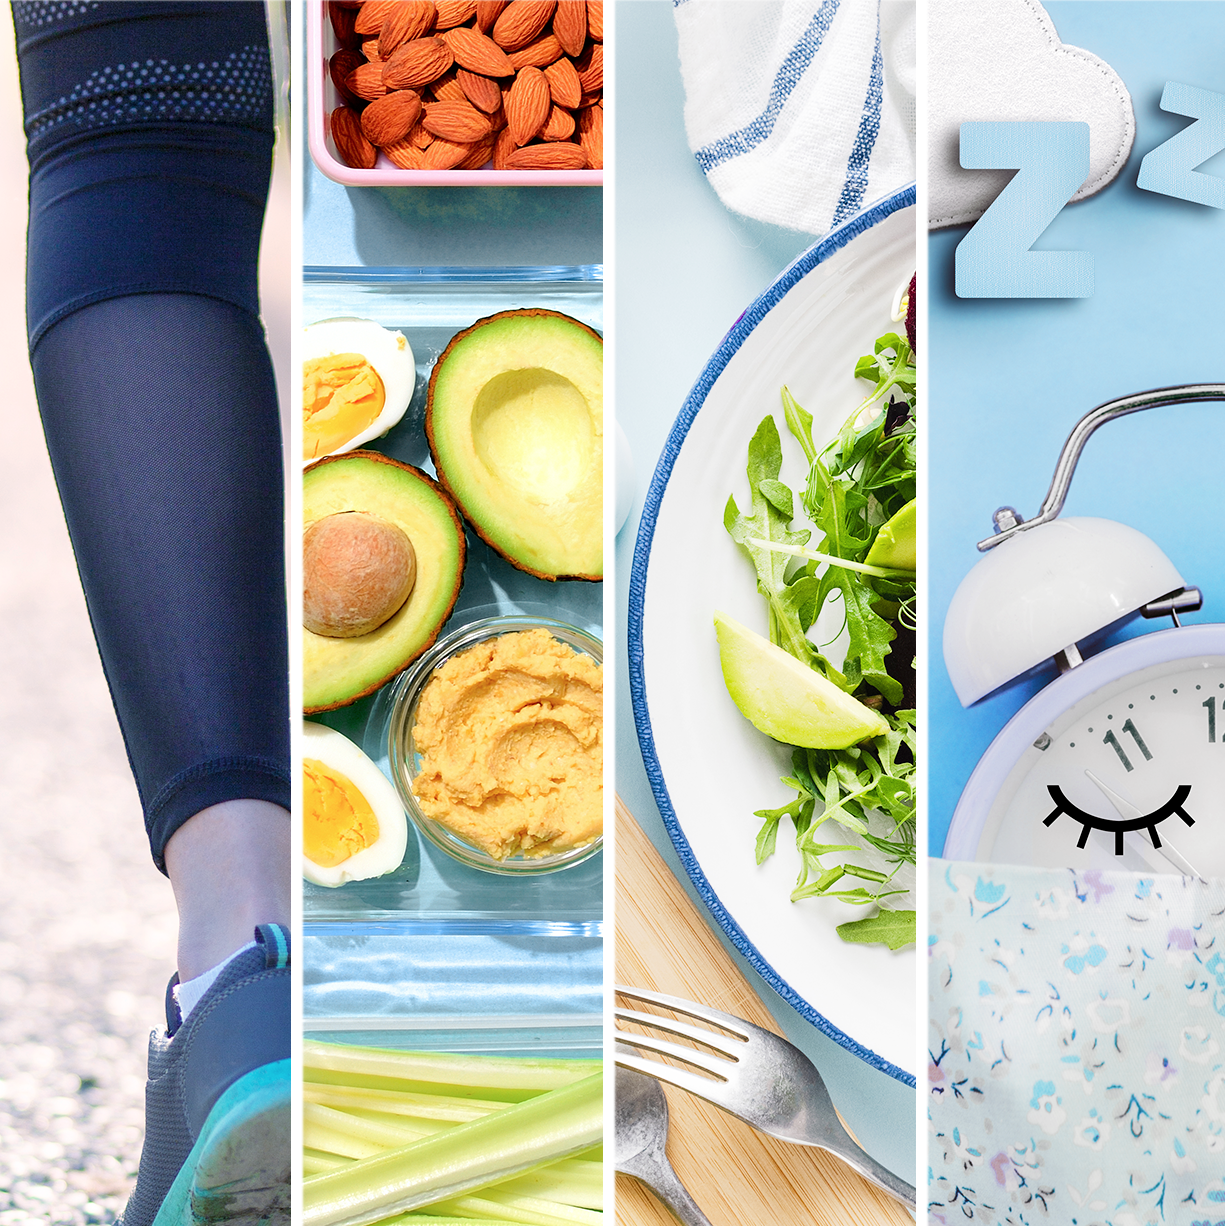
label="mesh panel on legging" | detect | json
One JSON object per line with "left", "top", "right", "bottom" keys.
{"left": 29, "top": 294, "right": 289, "bottom": 871}
{"left": 14, "top": 1, "right": 289, "bottom": 870}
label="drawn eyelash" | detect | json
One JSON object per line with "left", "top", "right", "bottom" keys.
{"left": 1043, "top": 784, "right": 1194, "bottom": 855}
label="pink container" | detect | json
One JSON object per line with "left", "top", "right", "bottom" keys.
{"left": 308, "top": 6, "right": 604, "bottom": 188}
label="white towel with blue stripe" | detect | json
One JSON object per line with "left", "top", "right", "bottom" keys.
{"left": 674, "top": 0, "right": 915, "bottom": 236}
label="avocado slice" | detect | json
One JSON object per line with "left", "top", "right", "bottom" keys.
{"left": 426, "top": 309, "right": 603, "bottom": 581}
{"left": 304, "top": 451, "right": 465, "bottom": 713}
{"left": 864, "top": 499, "right": 916, "bottom": 570}
{"left": 714, "top": 611, "right": 889, "bottom": 749}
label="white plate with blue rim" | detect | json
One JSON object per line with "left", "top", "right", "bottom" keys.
{"left": 628, "top": 187, "right": 917, "bottom": 1084}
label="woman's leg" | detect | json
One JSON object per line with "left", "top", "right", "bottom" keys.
{"left": 164, "top": 799, "right": 291, "bottom": 983}
{"left": 13, "top": 4, "right": 290, "bottom": 1222}
{"left": 27, "top": 291, "right": 291, "bottom": 883}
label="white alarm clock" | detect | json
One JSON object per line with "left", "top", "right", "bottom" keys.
{"left": 943, "top": 385, "right": 1225, "bottom": 876}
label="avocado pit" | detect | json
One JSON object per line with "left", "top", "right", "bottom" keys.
{"left": 304, "top": 511, "right": 417, "bottom": 638}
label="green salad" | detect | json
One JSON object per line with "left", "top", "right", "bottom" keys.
{"left": 720, "top": 317, "right": 917, "bottom": 950}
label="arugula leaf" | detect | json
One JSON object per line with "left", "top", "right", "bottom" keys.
{"left": 725, "top": 417, "right": 842, "bottom": 681}
{"left": 852, "top": 333, "right": 915, "bottom": 414}
{"left": 837, "top": 909, "right": 917, "bottom": 951}
{"left": 722, "top": 324, "right": 918, "bottom": 950}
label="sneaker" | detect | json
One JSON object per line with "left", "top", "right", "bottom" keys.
{"left": 121, "top": 923, "right": 291, "bottom": 1226}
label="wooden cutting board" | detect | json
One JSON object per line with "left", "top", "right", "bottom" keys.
{"left": 615, "top": 798, "right": 914, "bottom": 1226}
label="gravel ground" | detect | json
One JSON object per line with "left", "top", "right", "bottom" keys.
{"left": 0, "top": 18, "right": 290, "bottom": 1226}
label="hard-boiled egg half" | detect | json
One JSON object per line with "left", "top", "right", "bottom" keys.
{"left": 303, "top": 318, "right": 417, "bottom": 463}
{"left": 303, "top": 720, "right": 408, "bottom": 886}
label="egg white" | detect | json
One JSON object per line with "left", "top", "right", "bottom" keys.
{"left": 303, "top": 720, "right": 408, "bottom": 887}
{"left": 302, "top": 318, "right": 417, "bottom": 462}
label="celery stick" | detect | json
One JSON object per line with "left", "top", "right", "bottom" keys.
{"left": 344, "top": 1110, "right": 457, "bottom": 1137}
{"left": 305, "top": 1104, "right": 426, "bottom": 1161}
{"left": 304, "top": 1123, "right": 387, "bottom": 1162}
{"left": 304, "top": 1041, "right": 598, "bottom": 1094}
{"left": 426, "top": 1195, "right": 598, "bottom": 1226}
{"left": 303, "top": 1071, "right": 602, "bottom": 1226}
{"left": 488, "top": 1164, "right": 602, "bottom": 1211}
{"left": 305, "top": 1068, "right": 538, "bottom": 1105}
{"left": 391, "top": 1218, "right": 525, "bottom": 1225}
{"left": 305, "top": 1149, "right": 354, "bottom": 1176}
{"left": 486, "top": 1193, "right": 601, "bottom": 1225}
{"left": 306, "top": 1081, "right": 509, "bottom": 1122}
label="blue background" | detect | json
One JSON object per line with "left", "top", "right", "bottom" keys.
{"left": 929, "top": 1, "right": 1225, "bottom": 853}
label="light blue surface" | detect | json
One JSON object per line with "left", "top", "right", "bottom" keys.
{"left": 930, "top": 2, "right": 1225, "bottom": 855}
{"left": 614, "top": 0, "right": 915, "bottom": 1180}
{"left": 303, "top": 152, "right": 603, "bottom": 268}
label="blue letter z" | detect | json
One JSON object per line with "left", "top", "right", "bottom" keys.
{"left": 1137, "top": 81, "right": 1225, "bottom": 209}
{"left": 955, "top": 121, "right": 1092, "bottom": 299}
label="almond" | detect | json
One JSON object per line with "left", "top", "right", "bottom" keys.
{"left": 456, "top": 135, "right": 496, "bottom": 169}
{"left": 421, "top": 136, "right": 473, "bottom": 168}
{"left": 382, "top": 36, "right": 454, "bottom": 89}
{"left": 409, "top": 120, "right": 434, "bottom": 148}
{"left": 360, "top": 88, "right": 422, "bottom": 145}
{"left": 347, "top": 61, "right": 389, "bottom": 101}
{"left": 576, "top": 41, "right": 601, "bottom": 93}
{"left": 441, "top": 26, "right": 515, "bottom": 76}
{"left": 586, "top": 0, "right": 602, "bottom": 41}
{"left": 504, "top": 65, "right": 550, "bottom": 145}
{"left": 457, "top": 68, "right": 504, "bottom": 113}
{"left": 542, "top": 56, "right": 580, "bottom": 109}
{"left": 508, "top": 33, "right": 561, "bottom": 70}
{"left": 578, "top": 101, "right": 601, "bottom": 168}
{"left": 361, "top": 38, "right": 382, "bottom": 61}
{"left": 354, "top": 0, "right": 397, "bottom": 35}
{"left": 540, "top": 104, "right": 574, "bottom": 141}
{"left": 475, "top": 0, "right": 509, "bottom": 31}
{"left": 552, "top": 1, "right": 586, "bottom": 56}
{"left": 330, "top": 49, "right": 364, "bottom": 103}
{"left": 384, "top": 137, "right": 427, "bottom": 169}
{"left": 488, "top": 103, "right": 507, "bottom": 130}
{"left": 379, "top": 1, "right": 437, "bottom": 57}
{"left": 331, "top": 106, "right": 377, "bottom": 169}
{"left": 329, "top": 1, "right": 360, "bottom": 47}
{"left": 434, "top": 0, "right": 478, "bottom": 28}
{"left": 492, "top": 0, "right": 556, "bottom": 51}
{"left": 492, "top": 126, "right": 516, "bottom": 169}
{"left": 429, "top": 70, "right": 466, "bottom": 102}
{"left": 504, "top": 140, "right": 586, "bottom": 169}
{"left": 421, "top": 98, "right": 493, "bottom": 142}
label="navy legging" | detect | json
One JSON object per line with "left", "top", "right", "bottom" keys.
{"left": 13, "top": 1, "right": 289, "bottom": 871}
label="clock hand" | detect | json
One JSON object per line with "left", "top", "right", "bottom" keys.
{"left": 1084, "top": 769, "right": 1202, "bottom": 879}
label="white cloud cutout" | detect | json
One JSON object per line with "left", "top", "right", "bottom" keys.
{"left": 929, "top": 0, "right": 1134, "bottom": 228}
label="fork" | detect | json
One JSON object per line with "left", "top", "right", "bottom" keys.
{"left": 615, "top": 986, "right": 916, "bottom": 1210}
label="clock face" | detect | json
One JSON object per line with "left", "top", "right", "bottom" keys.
{"left": 975, "top": 652, "right": 1225, "bottom": 875}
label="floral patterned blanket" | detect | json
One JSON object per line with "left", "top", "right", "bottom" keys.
{"left": 930, "top": 861, "right": 1225, "bottom": 1226}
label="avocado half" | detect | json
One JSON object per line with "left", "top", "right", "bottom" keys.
{"left": 304, "top": 451, "right": 466, "bottom": 713}
{"left": 426, "top": 309, "right": 603, "bottom": 582}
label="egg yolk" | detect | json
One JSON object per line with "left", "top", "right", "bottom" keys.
{"left": 303, "top": 758, "right": 381, "bottom": 868}
{"left": 303, "top": 354, "right": 386, "bottom": 460}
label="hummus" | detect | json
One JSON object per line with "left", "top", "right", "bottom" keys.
{"left": 411, "top": 628, "right": 603, "bottom": 859}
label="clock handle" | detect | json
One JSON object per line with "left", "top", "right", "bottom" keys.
{"left": 978, "top": 383, "right": 1225, "bottom": 552}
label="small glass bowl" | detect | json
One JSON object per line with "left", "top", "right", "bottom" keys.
{"left": 386, "top": 615, "right": 604, "bottom": 876}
